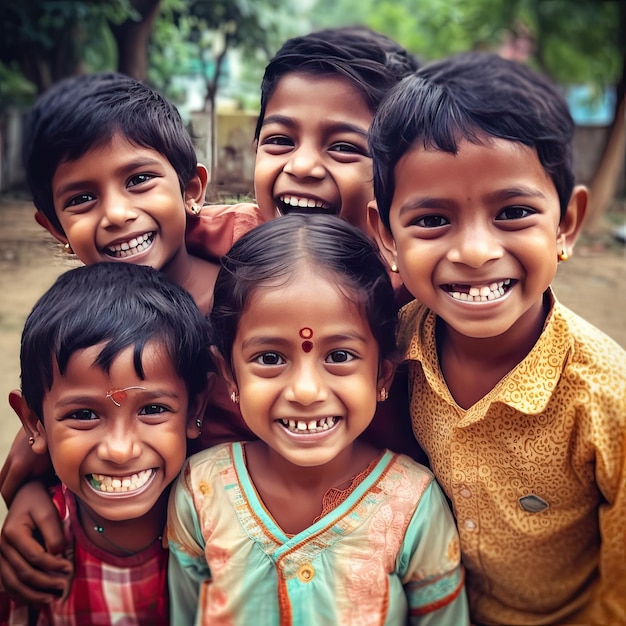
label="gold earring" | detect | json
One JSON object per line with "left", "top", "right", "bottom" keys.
{"left": 230, "top": 391, "right": 239, "bottom": 404}
{"left": 63, "top": 242, "right": 74, "bottom": 255}
{"left": 189, "top": 201, "right": 201, "bottom": 216}
{"left": 558, "top": 249, "right": 569, "bottom": 262}
{"left": 390, "top": 263, "right": 399, "bottom": 273}
{"left": 379, "top": 387, "right": 388, "bottom": 402}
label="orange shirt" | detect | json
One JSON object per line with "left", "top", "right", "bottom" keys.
{"left": 398, "top": 290, "right": 626, "bottom": 625}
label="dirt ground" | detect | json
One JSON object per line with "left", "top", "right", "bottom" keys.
{"left": 0, "top": 197, "right": 624, "bottom": 524}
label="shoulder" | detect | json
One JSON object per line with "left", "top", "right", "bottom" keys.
{"left": 186, "top": 202, "right": 265, "bottom": 260}
{"left": 179, "top": 443, "right": 235, "bottom": 489}
{"left": 377, "top": 452, "right": 435, "bottom": 502}
{"left": 555, "top": 302, "right": 626, "bottom": 378}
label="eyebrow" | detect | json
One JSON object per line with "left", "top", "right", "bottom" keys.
{"left": 260, "top": 114, "right": 369, "bottom": 139}
{"left": 241, "top": 331, "right": 369, "bottom": 351}
{"left": 54, "top": 157, "right": 165, "bottom": 199}
{"left": 53, "top": 388, "right": 181, "bottom": 409}
{"left": 397, "top": 185, "right": 548, "bottom": 216}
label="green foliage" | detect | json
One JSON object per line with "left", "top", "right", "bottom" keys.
{"left": 0, "top": 0, "right": 138, "bottom": 92}
{"left": 310, "top": 0, "right": 623, "bottom": 90}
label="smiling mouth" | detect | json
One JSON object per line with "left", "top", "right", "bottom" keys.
{"left": 105, "top": 232, "right": 155, "bottom": 258}
{"left": 279, "top": 417, "right": 339, "bottom": 433}
{"left": 277, "top": 195, "right": 334, "bottom": 215}
{"left": 87, "top": 469, "right": 155, "bottom": 494}
{"left": 444, "top": 279, "right": 515, "bottom": 302}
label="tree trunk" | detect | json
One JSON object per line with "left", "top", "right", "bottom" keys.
{"left": 583, "top": 94, "right": 626, "bottom": 236}
{"left": 109, "top": 0, "right": 161, "bottom": 81}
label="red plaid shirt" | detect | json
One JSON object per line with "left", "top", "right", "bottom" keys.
{"left": 1, "top": 484, "right": 168, "bottom": 625}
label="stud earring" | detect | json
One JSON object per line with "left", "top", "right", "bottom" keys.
{"left": 379, "top": 387, "right": 388, "bottom": 402}
{"left": 63, "top": 242, "right": 74, "bottom": 255}
{"left": 195, "top": 418, "right": 202, "bottom": 430}
{"left": 189, "top": 201, "right": 201, "bottom": 216}
{"left": 558, "top": 249, "right": 569, "bottom": 262}
{"left": 28, "top": 436, "right": 35, "bottom": 446}
{"left": 230, "top": 391, "right": 239, "bottom": 404}
{"left": 390, "top": 263, "right": 399, "bottom": 273}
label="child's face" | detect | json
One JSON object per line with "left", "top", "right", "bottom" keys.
{"left": 38, "top": 341, "right": 194, "bottom": 522}
{"left": 227, "top": 268, "right": 388, "bottom": 469}
{"left": 48, "top": 133, "right": 193, "bottom": 275}
{"left": 254, "top": 72, "right": 374, "bottom": 235}
{"left": 388, "top": 138, "right": 568, "bottom": 340}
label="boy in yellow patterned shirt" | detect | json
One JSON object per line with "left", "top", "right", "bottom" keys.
{"left": 369, "top": 51, "right": 626, "bottom": 625}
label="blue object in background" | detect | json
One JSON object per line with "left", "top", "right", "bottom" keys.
{"left": 566, "top": 85, "right": 616, "bottom": 126}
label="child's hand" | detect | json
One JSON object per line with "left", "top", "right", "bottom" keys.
{"left": 0, "top": 481, "right": 71, "bottom": 604}
{"left": 0, "top": 429, "right": 53, "bottom": 505}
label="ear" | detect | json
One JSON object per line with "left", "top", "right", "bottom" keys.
{"left": 185, "top": 383, "right": 211, "bottom": 440}
{"left": 8, "top": 390, "right": 48, "bottom": 455}
{"left": 184, "top": 164, "right": 209, "bottom": 214}
{"left": 557, "top": 185, "right": 588, "bottom": 257}
{"left": 367, "top": 201, "right": 398, "bottom": 272}
{"left": 34, "top": 211, "right": 67, "bottom": 245}
{"left": 377, "top": 359, "right": 397, "bottom": 400}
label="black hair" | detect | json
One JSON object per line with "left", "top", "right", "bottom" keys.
{"left": 370, "top": 51, "right": 575, "bottom": 228}
{"left": 20, "top": 262, "right": 211, "bottom": 420}
{"left": 210, "top": 213, "right": 397, "bottom": 368}
{"left": 23, "top": 72, "right": 198, "bottom": 235}
{"left": 254, "top": 26, "right": 420, "bottom": 140}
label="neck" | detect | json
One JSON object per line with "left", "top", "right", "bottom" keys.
{"left": 77, "top": 491, "right": 167, "bottom": 557}
{"left": 163, "top": 251, "right": 219, "bottom": 315}
{"left": 245, "top": 439, "right": 379, "bottom": 493}
{"left": 439, "top": 295, "right": 549, "bottom": 369}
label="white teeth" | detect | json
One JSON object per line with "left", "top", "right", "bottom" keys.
{"left": 279, "top": 195, "right": 329, "bottom": 210}
{"left": 280, "top": 417, "right": 338, "bottom": 433}
{"left": 106, "top": 232, "right": 154, "bottom": 257}
{"left": 450, "top": 279, "right": 511, "bottom": 302}
{"left": 90, "top": 469, "right": 153, "bottom": 493}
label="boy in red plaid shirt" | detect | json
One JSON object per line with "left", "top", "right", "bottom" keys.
{"left": 0, "top": 262, "right": 211, "bottom": 624}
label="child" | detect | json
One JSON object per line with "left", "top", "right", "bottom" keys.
{"left": 23, "top": 71, "right": 220, "bottom": 315}
{"left": 1, "top": 28, "right": 424, "bottom": 604}
{"left": 0, "top": 262, "right": 212, "bottom": 623}
{"left": 166, "top": 213, "right": 469, "bottom": 625}
{"left": 187, "top": 25, "right": 419, "bottom": 293}
{"left": 368, "top": 51, "right": 626, "bottom": 624}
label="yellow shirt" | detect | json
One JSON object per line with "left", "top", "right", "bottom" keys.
{"left": 398, "top": 291, "right": 626, "bottom": 625}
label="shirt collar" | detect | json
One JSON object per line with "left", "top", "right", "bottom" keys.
{"left": 399, "top": 289, "right": 573, "bottom": 415}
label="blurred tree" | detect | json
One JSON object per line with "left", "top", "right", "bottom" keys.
{"left": 157, "top": 0, "right": 306, "bottom": 189}
{"left": 0, "top": 0, "right": 153, "bottom": 92}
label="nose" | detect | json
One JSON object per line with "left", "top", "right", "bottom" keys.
{"left": 446, "top": 222, "right": 503, "bottom": 268}
{"left": 101, "top": 193, "right": 138, "bottom": 228}
{"left": 284, "top": 361, "right": 329, "bottom": 406}
{"left": 97, "top": 421, "right": 142, "bottom": 464}
{"left": 283, "top": 144, "right": 326, "bottom": 180}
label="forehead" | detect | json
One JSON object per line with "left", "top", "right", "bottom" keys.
{"left": 392, "top": 137, "right": 558, "bottom": 206}
{"left": 238, "top": 271, "right": 368, "bottom": 337}
{"left": 263, "top": 72, "right": 374, "bottom": 125}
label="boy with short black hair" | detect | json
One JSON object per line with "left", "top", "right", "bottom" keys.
{"left": 369, "top": 51, "right": 626, "bottom": 624}
{"left": 0, "top": 262, "right": 211, "bottom": 623}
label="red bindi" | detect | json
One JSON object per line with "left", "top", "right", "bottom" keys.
{"left": 299, "top": 327, "right": 314, "bottom": 352}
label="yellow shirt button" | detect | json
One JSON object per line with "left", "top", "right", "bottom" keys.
{"left": 297, "top": 564, "right": 315, "bottom": 582}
